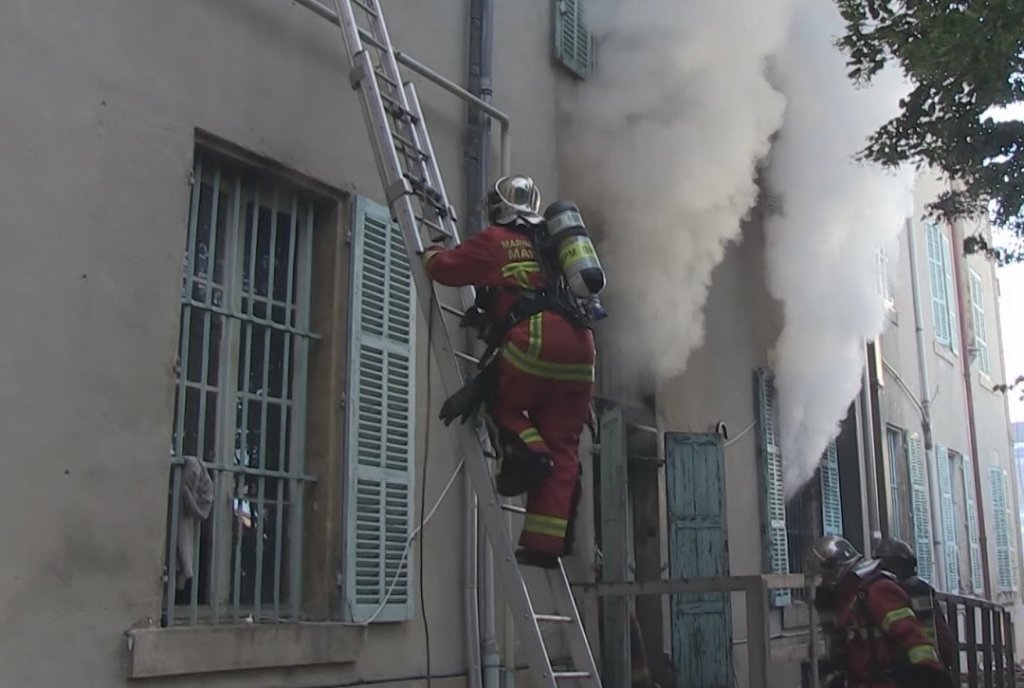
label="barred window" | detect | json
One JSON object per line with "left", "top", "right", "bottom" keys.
{"left": 164, "top": 152, "right": 317, "bottom": 625}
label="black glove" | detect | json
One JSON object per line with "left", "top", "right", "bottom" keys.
{"left": 439, "top": 359, "right": 498, "bottom": 426}
{"left": 894, "top": 664, "right": 954, "bottom": 688}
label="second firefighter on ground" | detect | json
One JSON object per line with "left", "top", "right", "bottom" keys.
{"left": 807, "top": 535, "right": 954, "bottom": 688}
{"left": 421, "top": 174, "right": 605, "bottom": 567}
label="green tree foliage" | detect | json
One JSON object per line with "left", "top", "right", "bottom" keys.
{"left": 834, "top": 0, "right": 1024, "bottom": 263}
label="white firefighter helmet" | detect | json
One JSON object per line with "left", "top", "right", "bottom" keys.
{"left": 805, "top": 535, "right": 863, "bottom": 588}
{"left": 487, "top": 175, "right": 542, "bottom": 225}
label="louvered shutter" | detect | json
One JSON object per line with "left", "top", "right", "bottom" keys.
{"left": 756, "top": 369, "right": 790, "bottom": 606}
{"left": 907, "top": 434, "right": 935, "bottom": 584}
{"left": 935, "top": 445, "right": 960, "bottom": 592}
{"left": 990, "top": 466, "right": 1017, "bottom": 592}
{"left": 969, "top": 270, "right": 991, "bottom": 374}
{"left": 820, "top": 439, "right": 843, "bottom": 536}
{"left": 343, "top": 196, "right": 417, "bottom": 622}
{"left": 925, "top": 223, "right": 951, "bottom": 345}
{"left": 962, "top": 455, "right": 984, "bottom": 594}
{"left": 553, "top": 0, "right": 593, "bottom": 78}
{"left": 940, "top": 233, "right": 959, "bottom": 350}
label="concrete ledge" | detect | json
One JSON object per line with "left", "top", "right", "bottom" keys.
{"left": 126, "top": 622, "right": 364, "bottom": 678}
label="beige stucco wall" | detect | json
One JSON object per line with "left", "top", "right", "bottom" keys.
{"left": 0, "top": 0, "right": 564, "bottom": 686}
{"left": 877, "top": 171, "right": 1021, "bottom": 654}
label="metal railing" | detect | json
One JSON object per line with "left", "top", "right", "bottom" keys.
{"left": 576, "top": 573, "right": 807, "bottom": 688}
{"left": 936, "top": 591, "right": 1017, "bottom": 688}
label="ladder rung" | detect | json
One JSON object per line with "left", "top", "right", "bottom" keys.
{"left": 501, "top": 503, "right": 526, "bottom": 515}
{"left": 380, "top": 92, "right": 417, "bottom": 122}
{"left": 454, "top": 350, "right": 480, "bottom": 365}
{"left": 359, "top": 30, "right": 387, "bottom": 52}
{"left": 373, "top": 67, "right": 400, "bottom": 89}
{"left": 553, "top": 672, "right": 592, "bottom": 681}
{"left": 391, "top": 130, "right": 428, "bottom": 159}
{"left": 351, "top": 0, "right": 378, "bottom": 17}
{"left": 535, "top": 614, "right": 573, "bottom": 623}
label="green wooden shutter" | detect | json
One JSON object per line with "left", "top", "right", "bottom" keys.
{"left": 935, "top": 445, "right": 960, "bottom": 592}
{"left": 962, "top": 455, "right": 984, "bottom": 594}
{"left": 925, "top": 223, "right": 951, "bottom": 346}
{"left": 820, "top": 439, "right": 843, "bottom": 536}
{"left": 939, "top": 233, "right": 959, "bottom": 350}
{"left": 553, "top": 0, "right": 593, "bottom": 79}
{"left": 907, "top": 434, "right": 935, "bottom": 584}
{"left": 665, "top": 433, "right": 732, "bottom": 687}
{"left": 343, "top": 196, "right": 417, "bottom": 623}
{"left": 755, "top": 369, "right": 790, "bottom": 606}
{"left": 990, "top": 466, "right": 1017, "bottom": 592}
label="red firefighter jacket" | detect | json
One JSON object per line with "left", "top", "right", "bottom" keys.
{"left": 423, "top": 225, "right": 595, "bottom": 382}
{"left": 836, "top": 571, "right": 945, "bottom": 687}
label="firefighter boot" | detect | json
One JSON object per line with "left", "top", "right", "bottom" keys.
{"left": 495, "top": 430, "right": 553, "bottom": 496}
{"left": 496, "top": 450, "right": 553, "bottom": 497}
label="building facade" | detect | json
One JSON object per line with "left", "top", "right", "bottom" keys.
{"left": 1, "top": 1, "right": 1020, "bottom": 688}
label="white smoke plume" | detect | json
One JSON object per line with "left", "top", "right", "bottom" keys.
{"left": 563, "top": 0, "right": 797, "bottom": 381}
{"left": 764, "top": 0, "right": 913, "bottom": 497}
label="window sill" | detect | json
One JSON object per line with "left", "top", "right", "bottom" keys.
{"left": 885, "top": 305, "right": 899, "bottom": 326}
{"left": 934, "top": 341, "right": 958, "bottom": 366}
{"left": 126, "top": 622, "right": 364, "bottom": 678}
{"left": 978, "top": 371, "right": 996, "bottom": 391}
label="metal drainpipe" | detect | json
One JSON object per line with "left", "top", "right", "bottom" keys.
{"left": 948, "top": 215, "right": 993, "bottom": 597}
{"left": 464, "top": 475, "right": 483, "bottom": 688}
{"left": 906, "top": 217, "right": 947, "bottom": 591}
{"left": 465, "top": 1, "right": 501, "bottom": 687}
{"left": 861, "top": 357, "right": 883, "bottom": 551}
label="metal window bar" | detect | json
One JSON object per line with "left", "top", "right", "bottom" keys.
{"left": 163, "top": 154, "right": 318, "bottom": 626}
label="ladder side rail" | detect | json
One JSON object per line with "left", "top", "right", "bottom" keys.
{"left": 551, "top": 564, "right": 602, "bottom": 679}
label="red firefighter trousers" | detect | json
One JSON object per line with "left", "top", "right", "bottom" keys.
{"left": 489, "top": 358, "right": 593, "bottom": 557}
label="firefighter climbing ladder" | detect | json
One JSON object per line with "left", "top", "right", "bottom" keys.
{"left": 331, "top": 0, "right": 601, "bottom": 685}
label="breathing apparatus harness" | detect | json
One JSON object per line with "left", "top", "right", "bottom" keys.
{"left": 462, "top": 216, "right": 593, "bottom": 357}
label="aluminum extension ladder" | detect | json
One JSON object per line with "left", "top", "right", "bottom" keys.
{"left": 331, "top": 0, "right": 601, "bottom": 685}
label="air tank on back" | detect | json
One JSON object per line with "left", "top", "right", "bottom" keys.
{"left": 542, "top": 200, "right": 606, "bottom": 300}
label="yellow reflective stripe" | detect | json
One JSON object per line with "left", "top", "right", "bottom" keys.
{"left": 907, "top": 644, "right": 939, "bottom": 665}
{"left": 501, "top": 261, "right": 541, "bottom": 275}
{"left": 501, "top": 261, "right": 541, "bottom": 288}
{"left": 519, "top": 427, "right": 543, "bottom": 445}
{"left": 501, "top": 344, "right": 595, "bottom": 382}
{"left": 880, "top": 606, "right": 916, "bottom": 631}
{"left": 527, "top": 313, "right": 543, "bottom": 358}
{"left": 523, "top": 513, "right": 568, "bottom": 538}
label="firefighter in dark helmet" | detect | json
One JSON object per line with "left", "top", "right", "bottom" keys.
{"left": 805, "top": 535, "right": 952, "bottom": 688}
{"left": 874, "top": 536, "right": 957, "bottom": 670}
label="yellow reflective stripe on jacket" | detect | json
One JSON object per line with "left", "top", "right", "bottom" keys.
{"left": 523, "top": 513, "right": 568, "bottom": 538}
{"left": 519, "top": 427, "right": 543, "bottom": 446}
{"left": 500, "top": 261, "right": 540, "bottom": 289}
{"left": 907, "top": 644, "right": 940, "bottom": 665}
{"left": 502, "top": 343, "right": 595, "bottom": 383}
{"left": 880, "top": 606, "right": 916, "bottom": 632}
{"left": 527, "top": 312, "right": 543, "bottom": 358}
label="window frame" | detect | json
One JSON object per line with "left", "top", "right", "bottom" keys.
{"left": 163, "top": 150, "right": 320, "bottom": 626}
{"left": 924, "top": 222, "right": 959, "bottom": 352}
{"left": 968, "top": 268, "right": 991, "bottom": 375}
